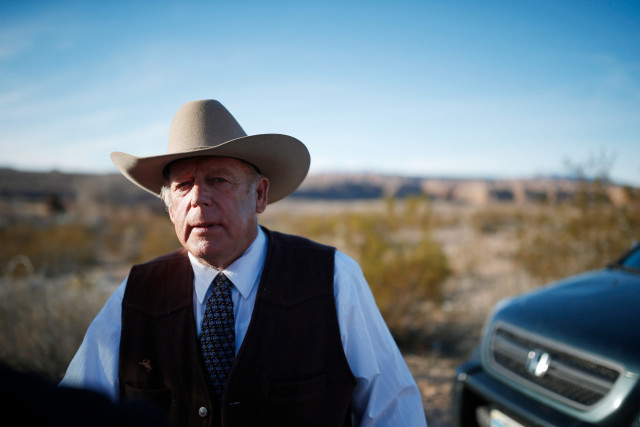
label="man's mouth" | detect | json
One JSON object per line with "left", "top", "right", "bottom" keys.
{"left": 191, "top": 222, "right": 219, "bottom": 231}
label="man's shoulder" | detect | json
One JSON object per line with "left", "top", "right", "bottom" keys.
{"left": 132, "top": 248, "right": 189, "bottom": 269}
{"left": 126, "top": 248, "right": 191, "bottom": 283}
{"left": 264, "top": 228, "right": 335, "bottom": 252}
{"left": 124, "top": 248, "right": 192, "bottom": 311}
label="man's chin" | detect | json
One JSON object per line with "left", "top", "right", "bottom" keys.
{"left": 187, "top": 244, "right": 235, "bottom": 269}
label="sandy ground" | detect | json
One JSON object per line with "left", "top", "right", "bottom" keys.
{"left": 406, "top": 353, "right": 461, "bottom": 426}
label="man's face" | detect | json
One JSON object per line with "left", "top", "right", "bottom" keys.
{"left": 166, "top": 156, "right": 269, "bottom": 269}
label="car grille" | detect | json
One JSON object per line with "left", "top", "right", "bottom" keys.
{"left": 487, "top": 323, "right": 622, "bottom": 409}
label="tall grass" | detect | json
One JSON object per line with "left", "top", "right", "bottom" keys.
{"left": 0, "top": 274, "right": 112, "bottom": 380}
{"left": 0, "top": 211, "right": 180, "bottom": 381}
{"left": 0, "top": 214, "right": 180, "bottom": 279}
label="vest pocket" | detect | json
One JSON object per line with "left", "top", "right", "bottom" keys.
{"left": 267, "top": 373, "right": 334, "bottom": 426}
{"left": 123, "top": 383, "right": 172, "bottom": 412}
{"left": 269, "top": 372, "right": 328, "bottom": 400}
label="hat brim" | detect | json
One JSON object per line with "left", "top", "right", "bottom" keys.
{"left": 111, "top": 133, "right": 309, "bottom": 204}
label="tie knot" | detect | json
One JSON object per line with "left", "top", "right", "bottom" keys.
{"left": 214, "top": 272, "right": 231, "bottom": 288}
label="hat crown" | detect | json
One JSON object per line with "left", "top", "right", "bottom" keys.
{"left": 168, "top": 99, "right": 247, "bottom": 153}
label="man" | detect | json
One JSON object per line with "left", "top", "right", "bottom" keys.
{"left": 61, "top": 99, "right": 427, "bottom": 426}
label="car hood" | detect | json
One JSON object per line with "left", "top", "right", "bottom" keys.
{"left": 493, "top": 268, "right": 640, "bottom": 371}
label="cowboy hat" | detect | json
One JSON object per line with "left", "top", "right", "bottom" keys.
{"left": 110, "top": 99, "right": 310, "bottom": 204}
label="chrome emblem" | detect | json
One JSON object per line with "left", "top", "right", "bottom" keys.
{"left": 526, "top": 349, "right": 551, "bottom": 377}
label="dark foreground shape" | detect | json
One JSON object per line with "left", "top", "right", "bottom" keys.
{"left": 0, "top": 363, "right": 168, "bottom": 427}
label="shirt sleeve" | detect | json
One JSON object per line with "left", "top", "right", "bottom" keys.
{"left": 59, "top": 278, "right": 126, "bottom": 402}
{"left": 334, "top": 251, "right": 427, "bottom": 427}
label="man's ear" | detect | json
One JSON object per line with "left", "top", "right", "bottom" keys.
{"left": 255, "top": 177, "right": 269, "bottom": 213}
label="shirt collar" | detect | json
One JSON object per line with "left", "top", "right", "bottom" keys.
{"left": 190, "top": 227, "right": 268, "bottom": 304}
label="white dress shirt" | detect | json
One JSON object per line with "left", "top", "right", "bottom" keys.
{"left": 61, "top": 227, "right": 427, "bottom": 426}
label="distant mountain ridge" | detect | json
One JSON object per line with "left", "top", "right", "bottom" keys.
{"left": 0, "top": 167, "right": 633, "bottom": 207}
{"left": 0, "top": 168, "right": 157, "bottom": 205}
{"left": 294, "top": 172, "right": 632, "bottom": 205}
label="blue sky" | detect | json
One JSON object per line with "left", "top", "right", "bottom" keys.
{"left": 1, "top": 0, "right": 639, "bottom": 185}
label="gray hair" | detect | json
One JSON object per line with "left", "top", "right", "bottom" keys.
{"left": 159, "top": 185, "right": 172, "bottom": 211}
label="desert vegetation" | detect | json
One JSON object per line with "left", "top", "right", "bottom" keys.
{"left": 261, "top": 196, "right": 450, "bottom": 330}
{"left": 0, "top": 166, "right": 638, "bottom": 425}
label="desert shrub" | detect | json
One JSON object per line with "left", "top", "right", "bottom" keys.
{"left": 470, "top": 205, "right": 526, "bottom": 235}
{"left": 0, "top": 221, "right": 100, "bottom": 277}
{"left": 466, "top": 151, "right": 640, "bottom": 283}
{"left": 261, "top": 196, "right": 450, "bottom": 330}
{"left": 514, "top": 186, "right": 639, "bottom": 280}
{"left": 0, "top": 211, "right": 180, "bottom": 379}
{"left": 100, "top": 215, "right": 179, "bottom": 265}
{"left": 470, "top": 177, "right": 640, "bottom": 282}
{"left": 0, "top": 212, "right": 179, "bottom": 278}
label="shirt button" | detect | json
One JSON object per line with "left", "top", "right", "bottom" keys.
{"left": 198, "top": 406, "right": 208, "bottom": 418}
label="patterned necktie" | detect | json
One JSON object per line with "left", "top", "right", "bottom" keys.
{"left": 200, "top": 273, "right": 235, "bottom": 398}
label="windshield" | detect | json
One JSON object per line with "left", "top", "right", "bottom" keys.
{"left": 618, "top": 245, "right": 640, "bottom": 270}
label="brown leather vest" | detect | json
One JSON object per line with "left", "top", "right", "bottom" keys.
{"left": 119, "top": 229, "right": 356, "bottom": 426}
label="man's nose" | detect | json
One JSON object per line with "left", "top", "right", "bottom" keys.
{"left": 191, "top": 183, "right": 212, "bottom": 207}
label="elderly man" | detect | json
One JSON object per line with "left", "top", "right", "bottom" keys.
{"left": 61, "top": 100, "right": 427, "bottom": 426}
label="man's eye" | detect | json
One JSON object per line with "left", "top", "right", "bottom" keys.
{"left": 208, "top": 176, "right": 230, "bottom": 184}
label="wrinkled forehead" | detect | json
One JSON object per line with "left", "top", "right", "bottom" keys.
{"left": 163, "top": 156, "right": 257, "bottom": 181}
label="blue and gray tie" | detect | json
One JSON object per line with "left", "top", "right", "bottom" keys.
{"left": 200, "top": 273, "right": 235, "bottom": 398}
